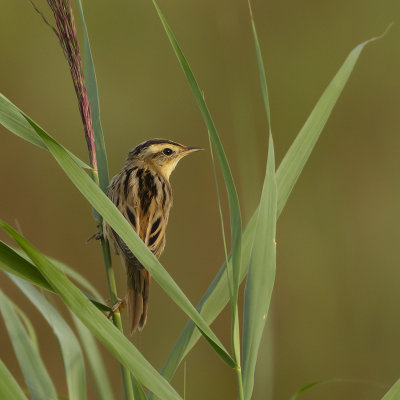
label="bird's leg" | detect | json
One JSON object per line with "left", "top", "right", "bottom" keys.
{"left": 86, "top": 231, "right": 104, "bottom": 243}
{"left": 107, "top": 296, "right": 127, "bottom": 319}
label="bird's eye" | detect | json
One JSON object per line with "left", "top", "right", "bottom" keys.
{"left": 163, "top": 148, "right": 173, "bottom": 156}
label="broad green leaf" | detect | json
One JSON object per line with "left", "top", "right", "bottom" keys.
{"left": 0, "top": 290, "right": 57, "bottom": 400}
{"left": 151, "top": 0, "right": 242, "bottom": 368}
{"left": 76, "top": 0, "right": 109, "bottom": 194}
{"left": 242, "top": 134, "right": 277, "bottom": 400}
{"left": 10, "top": 276, "right": 87, "bottom": 400}
{"left": 382, "top": 379, "right": 400, "bottom": 400}
{"left": 0, "top": 359, "right": 28, "bottom": 400}
{"left": 19, "top": 111, "right": 234, "bottom": 368}
{"left": 0, "top": 221, "right": 188, "bottom": 400}
{"left": 0, "top": 93, "right": 90, "bottom": 170}
{"left": 72, "top": 315, "right": 114, "bottom": 400}
{"left": 0, "top": 240, "right": 109, "bottom": 311}
{"left": 157, "top": 37, "right": 378, "bottom": 385}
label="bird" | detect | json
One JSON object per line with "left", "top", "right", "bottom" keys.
{"left": 103, "top": 138, "right": 202, "bottom": 333}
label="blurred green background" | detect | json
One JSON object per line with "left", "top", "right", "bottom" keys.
{"left": 1, "top": 0, "right": 399, "bottom": 399}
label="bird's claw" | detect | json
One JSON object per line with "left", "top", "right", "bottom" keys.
{"left": 86, "top": 231, "right": 104, "bottom": 243}
{"left": 107, "top": 297, "right": 127, "bottom": 319}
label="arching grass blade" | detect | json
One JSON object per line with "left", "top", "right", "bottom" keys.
{"left": 72, "top": 315, "right": 114, "bottom": 400}
{"left": 0, "top": 240, "right": 109, "bottom": 311}
{"left": 0, "top": 360, "right": 28, "bottom": 400}
{"left": 0, "top": 221, "right": 182, "bottom": 400}
{"left": 158, "top": 35, "right": 381, "bottom": 384}
{"left": 0, "top": 290, "right": 58, "bottom": 400}
{"left": 10, "top": 276, "right": 87, "bottom": 400}
{"left": 0, "top": 93, "right": 90, "bottom": 170}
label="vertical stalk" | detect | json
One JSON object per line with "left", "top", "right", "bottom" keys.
{"left": 236, "top": 365, "right": 245, "bottom": 400}
{"left": 93, "top": 171, "right": 134, "bottom": 400}
{"left": 100, "top": 233, "right": 134, "bottom": 400}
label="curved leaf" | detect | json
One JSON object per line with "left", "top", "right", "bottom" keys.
{"left": 10, "top": 276, "right": 87, "bottom": 400}
{"left": 0, "top": 220, "right": 182, "bottom": 400}
{"left": 158, "top": 35, "right": 379, "bottom": 384}
{"left": 0, "top": 93, "right": 90, "bottom": 170}
{"left": 151, "top": 0, "right": 242, "bottom": 375}
{"left": 0, "top": 290, "right": 57, "bottom": 400}
{"left": 0, "top": 359, "right": 28, "bottom": 400}
{"left": 0, "top": 241, "right": 109, "bottom": 311}
{"left": 72, "top": 315, "right": 114, "bottom": 400}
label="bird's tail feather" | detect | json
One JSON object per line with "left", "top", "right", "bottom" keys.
{"left": 127, "top": 259, "right": 150, "bottom": 334}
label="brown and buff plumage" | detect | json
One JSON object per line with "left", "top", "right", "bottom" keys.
{"left": 103, "top": 139, "right": 201, "bottom": 333}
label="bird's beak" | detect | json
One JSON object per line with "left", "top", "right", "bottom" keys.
{"left": 183, "top": 146, "right": 203, "bottom": 154}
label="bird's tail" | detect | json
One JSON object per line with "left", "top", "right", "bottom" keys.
{"left": 126, "top": 259, "right": 151, "bottom": 334}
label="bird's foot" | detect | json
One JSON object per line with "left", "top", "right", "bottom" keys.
{"left": 86, "top": 231, "right": 104, "bottom": 243}
{"left": 107, "top": 297, "right": 127, "bottom": 319}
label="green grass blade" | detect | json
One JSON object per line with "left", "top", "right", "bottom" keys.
{"left": 0, "top": 240, "right": 53, "bottom": 291}
{"left": 0, "top": 93, "right": 90, "bottom": 170}
{"left": 242, "top": 135, "right": 277, "bottom": 399}
{"left": 241, "top": 5, "right": 276, "bottom": 398}
{"left": 0, "top": 240, "right": 109, "bottom": 312}
{"left": 72, "top": 315, "right": 114, "bottom": 400}
{"left": 13, "top": 302, "right": 40, "bottom": 351}
{"left": 382, "top": 379, "right": 400, "bottom": 400}
{"left": 0, "top": 222, "right": 182, "bottom": 400}
{"left": 157, "top": 37, "right": 378, "bottom": 384}
{"left": 14, "top": 246, "right": 104, "bottom": 302}
{"left": 10, "top": 276, "right": 87, "bottom": 400}
{"left": 0, "top": 290, "right": 58, "bottom": 400}
{"left": 18, "top": 111, "right": 234, "bottom": 367}
{"left": 247, "top": 0, "right": 271, "bottom": 127}
{"left": 132, "top": 376, "right": 148, "bottom": 400}
{"left": 0, "top": 359, "right": 28, "bottom": 400}
{"left": 48, "top": 256, "right": 104, "bottom": 302}
{"left": 276, "top": 38, "right": 378, "bottom": 215}
{"left": 76, "top": 0, "right": 109, "bottom": 194}
{"left": 151, "top": 0, "right": 242, "bottom": 372}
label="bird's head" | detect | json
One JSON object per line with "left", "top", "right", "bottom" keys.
{"left": 126, "top": 139, "right": 202, "bottom": 179}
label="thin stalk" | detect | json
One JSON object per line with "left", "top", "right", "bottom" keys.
{"left": 236, "top": 365, "right": 245, "bottom": 400}
{"left": 101, "top": 238, "right": 134, "bottom": 400}
{"left": 93, "top": 173, "right": 134, "bottom": 400}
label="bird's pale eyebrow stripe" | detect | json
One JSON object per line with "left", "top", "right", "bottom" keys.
{"left": 150, "top": 217, "right": 161, "bottom": 234}
{"left": 126, "top": 207, "right": 136, "bottom": 229}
